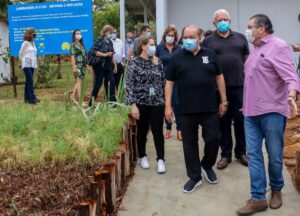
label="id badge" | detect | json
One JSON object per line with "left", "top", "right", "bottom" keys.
{"left": 149, "top": 87, "right": 156, "bottom": 96}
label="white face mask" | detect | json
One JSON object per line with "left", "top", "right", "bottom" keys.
{"left": 147, "top": 45, "right": 156, "bottom": 56}
{"left": 75, "top": 34, "right": 82, "bottom": 41}
{"left": 245, "top": 29, "right": 254, "bottom": 43}
{"left": 166, "top": 36, "right": 175, "bottom": 44}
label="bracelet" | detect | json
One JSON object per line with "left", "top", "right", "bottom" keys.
{"left": 288, "top": 95, "right": 296, "bottom": 101}
{"left": 220, "top": 101, "right": 229, "bottom": 107}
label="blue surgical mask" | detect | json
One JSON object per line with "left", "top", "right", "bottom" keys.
{"left": 106, "top": 34, "right": 113, "bottom": 40}
{"left": 127, "top": 39, "right": 133, "bottom": 43}
{"left": 111, "top": 33, "right": 117, "bottom": 40}
{"left": 147, "top": 45, "right": 156, "bottom": 56}
{"left": 182, "top": 39, "right": 197, "bottom": 52}
{"left": 217, "top": 21, "right": 230, "bottom": 33}
{"left": 147, "top": 32, "right": 152, "bottom": 37}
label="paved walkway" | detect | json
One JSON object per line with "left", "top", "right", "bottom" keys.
{"left": 118, "top": 130, "right": 300, "bottom": 216}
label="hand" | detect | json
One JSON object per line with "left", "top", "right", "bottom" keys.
{"left": 219, "top": 104, "right": 228, "bottom": 117}
{"left": 165, "top": 105, "right": 174, "bottom": 123}
{"left": 113, "top": 64, "right": 118, "bottom": 74}
{"left": 288, "top": 97, "right": 298, "bottom": 116}
{"left": 107, "top": 52, "right": 114, "bottom": 57}
{"left": 131, "top": 104, "right": 140, "bottom": 120}
{"left": 72, "top": 66, "right": 78, "bottom": 73}
{"left": 292, "top": 43, "right": 300, "bottom": 52}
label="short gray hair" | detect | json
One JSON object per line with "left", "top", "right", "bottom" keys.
{"left": 184, "top": 25, "right": 204, "bottom": 37}
{"left": 213, "top": 9, "right": 231, "bottom": 20}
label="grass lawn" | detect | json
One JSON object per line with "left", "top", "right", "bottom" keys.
{"left": 0, "top": 61, "right": 129, "bottom": 167}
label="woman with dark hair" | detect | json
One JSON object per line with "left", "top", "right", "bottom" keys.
{"left": 88, "top": 25, "right": 117, "bottom": 106}
{"left": 125, "top": 37, "right": 166, "bottom": 174}
{"left": 156, "top": 26, "right": 182, "bottom": 140}
{"left": 19, "top": 28, "right": 40, "bottom": 104}
{"left": 70, "top": 29, "right": 86, "bottom": 101}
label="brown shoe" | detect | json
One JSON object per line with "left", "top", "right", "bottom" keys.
{"left": 238, "top": 155, "right": 248, "bottom": 167}
{"left": 164, "top": 130, "right": 171, "bottom": 139}
{"left": 237, "top": 200, "right": 268, "bottom": 215}
{"left": 269, "top": 190, "right": 282, "bottom": 209}
{"left": 217, "top": 157, "right": 232, "bottom": 170}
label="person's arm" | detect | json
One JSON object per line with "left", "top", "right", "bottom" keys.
{"left": 292, "top": 43, "right": 300, "bottom": 52}
{"left": 165, "top": 80, "right": 174, "bottom": 123}
{"left": 272, "top": 44, "right": 300, "bottom": 116}
{"left": 70, "top": 44, "right": 78, "bottom": 72}
{"left": 113, "top": 59, "right": 118, "bottom": 74}
{"left": 216, "top": 74, "right": 228, "bottom": 117}
{"left": 125, "top": 61, "right": 139, "bottom": 119}
{"left": 19, "top": 41, "right": 28, "bottom": 61}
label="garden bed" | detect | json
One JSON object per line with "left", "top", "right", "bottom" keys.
{"left": 0, "top": 101, "right": 133, "bottom": 215}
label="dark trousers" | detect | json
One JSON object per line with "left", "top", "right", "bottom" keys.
{"left": 23, "top": 67, "right": 36, "bottom": 103}
{"left": 165, "top": 83, "right": 181, "bottom": 131}
{"left": 104, "top": 63, "right": 124, "bottom": 96}
{"left": 113, "top": 63, "right": 124, "bottom": 90}
{"left": 90, "top": 64, "right": 116, "bottom": 103}
{"left": 180, "top": 112, "right": 220, "bottom": 181}
{"left": 220, "top": 86, "right": 246, "bottom": 159}
{"left": 136, "top": 104, "right": 165, "bottom": 160}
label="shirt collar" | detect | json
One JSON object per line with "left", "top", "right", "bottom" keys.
{"left": 215, "top": 29, "right": 234, "bottom": 38}
{"left": 261, "top": 34, "right": 273, "bottom": 44}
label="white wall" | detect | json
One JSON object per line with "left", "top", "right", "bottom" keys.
{"left": 165, "top": 0, "right": 300, "bottom": 61}
{"left": 0, "top": 21, "right": 11, "bottom": 83}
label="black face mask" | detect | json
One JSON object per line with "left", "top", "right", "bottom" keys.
{"left": 33, "top": 34, "right": 36, "bottom": 38}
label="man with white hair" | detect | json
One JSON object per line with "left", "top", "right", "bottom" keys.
{"left": 165, "top": 25, "right": 227, "bottom": 193}
{"left": 202, "top": 9, "right": 250, "bottom": 170}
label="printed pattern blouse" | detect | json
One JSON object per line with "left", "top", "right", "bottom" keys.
{"left": 126, "top": 56, "right": 165, "bottom": 106}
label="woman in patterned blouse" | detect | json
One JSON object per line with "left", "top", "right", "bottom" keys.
{"left": 125, "top": 37, "right": 166, "bottom": 174}
{"left": 88, "top": 25, "right": 117, "bottom": 106}
{"left": 70, "top": 30, "right": 86, "bottom": 101}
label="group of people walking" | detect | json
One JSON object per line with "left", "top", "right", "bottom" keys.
{"left": 125, "top": 9, "right": 300, "bottom": 216}
{"left": 18, "top": 8, "right": 300, "bottom": 216}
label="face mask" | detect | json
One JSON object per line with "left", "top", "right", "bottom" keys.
{"left": 127, "top": 39, "right": 133, "bottom": 43}
{"left": 182, "top": 39, "right": 197, "bottom": 52}
{"left": 147, "top": 32, "right": 152, "bottom": 37}
{"left": 75, "top": 34, "right": 82, "bottom": 41}
{"left": 217, "top": 21, "right": 230, "bottom": 33}
{"left": 147, "top": 45, "right": 156, "bottom": 56}
{"left": 245, "top": 29, "right": 254, "bottom": 43}
{"left": 33, "top": 34, "right": 36, "bottom": 38}
{"left": 111, "top": 33, "right": 117, "bottom": 40}
{"left": 106, "top": 34, "right": 113, "bottom": 40}
{"left": 166, "top": 36, "right": 175, "bottom": 44}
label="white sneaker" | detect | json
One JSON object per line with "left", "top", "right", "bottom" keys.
{"left": 157, "top": 159, "right": 166, "bottom": 174}
{"left": 140, "top": 156, "right": 150, "bottom": 169}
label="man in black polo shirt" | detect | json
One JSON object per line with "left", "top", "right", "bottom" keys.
{"left": 202, "top": 9, "right": 250, "bottom": 170}
{"left": 165, "top": 25, "right": 227, "bottom": 193}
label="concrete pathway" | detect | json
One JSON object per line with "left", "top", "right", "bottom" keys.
{"left": 118, "top": 130, "right": 300, "bottom": 216}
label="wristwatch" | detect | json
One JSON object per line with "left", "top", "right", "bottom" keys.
{"left": 288, "top": 95, "right": 297, "bottom": 101}
{"left": 220, "top": 101, "right": 229, "bottom": 107}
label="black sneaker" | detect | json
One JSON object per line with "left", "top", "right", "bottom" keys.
{"left": 202, "top": 167, "right": 218, "bottom": 184}
{"left": 183, "top": 178, "right": 202, "bottom": 193}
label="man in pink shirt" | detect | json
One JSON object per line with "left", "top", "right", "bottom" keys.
{"left": 237, "top": 14, "right": 300, "bottom": 215}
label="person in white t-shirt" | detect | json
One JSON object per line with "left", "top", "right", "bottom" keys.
{"left": 19, "top": 28, "right": 40, "bottom": 104}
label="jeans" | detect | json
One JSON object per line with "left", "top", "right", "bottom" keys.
{"left": 136, "top": 104, "right": 165, "bottom": 160}
{"left": 23, "top": 67, "right": 36, "bottom": 103}
{"left": 220, "top": 87, "right": 246, "bottom": 159}
{"left": 180, "top": 112, "right": 220, "bottom": 181}
{"left": 90, "top": 64, "right": 116, "bottom": 104}
{"left": 245, "top": 113, "right": 286, "bottom": 200}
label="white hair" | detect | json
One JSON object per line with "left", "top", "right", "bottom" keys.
{"left": 213, "top": 9, "right": 231, "bottom": 20}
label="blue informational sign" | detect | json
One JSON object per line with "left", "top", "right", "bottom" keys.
{"left": 8, "top": 0, "right": 93, "bottom": 56}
